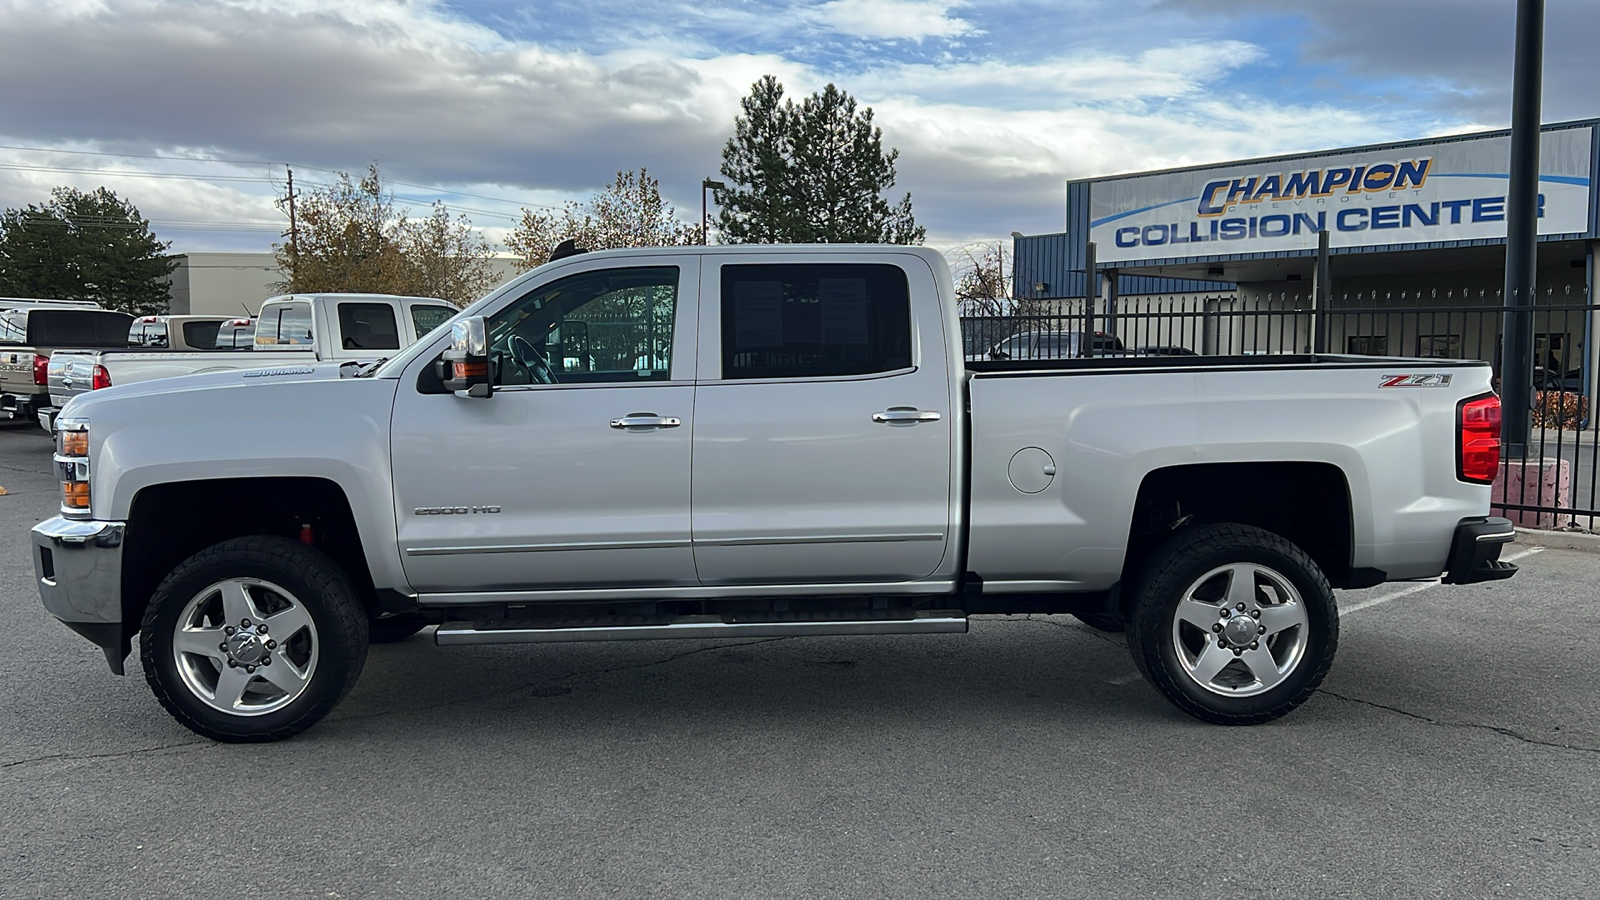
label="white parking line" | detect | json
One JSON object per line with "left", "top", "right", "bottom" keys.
{"left": 1340, "top": 546, "right": 1545, "bottom": 615}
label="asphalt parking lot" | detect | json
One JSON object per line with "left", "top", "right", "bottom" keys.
{"left": 1, "top": 418, "right": 1596, "bottom": 899}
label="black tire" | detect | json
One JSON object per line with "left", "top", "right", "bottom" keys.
{"left": 140, "top": 536, "right": 369, "bottom": 742}
{"left": 1126, "top": 523, "right": 1337, "bottom": 725}
{"left": 368, "top": 613, "right": 429, "bottom": 644}
{"left": 1070, "top": 610, "right": 1126, "bottom": 633}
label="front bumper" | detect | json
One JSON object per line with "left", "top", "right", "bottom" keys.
{"left": 1441, "top": 516, "right": 1518, "bottom": 585}
{"left": 32, "top": 516, "right": 128, "bottom": 673}
{"left": 37, "top": 405, "right": 58, "bottom": 435}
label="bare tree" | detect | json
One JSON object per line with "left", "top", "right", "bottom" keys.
{"left": 274, "top": 165, "right": 498, "bottom": 306}
{"left": 506, "top": 169, "right": 698, "bottom": 270}
{"left": 950, "top": 243, "right": 1013, "bottom": 316}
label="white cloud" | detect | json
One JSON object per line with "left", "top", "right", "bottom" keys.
{"left": 0, "top": 0, "right": 1456, "bottom": 253}
{"left": 806, "top": 0, "right": 975, "bottom": 41}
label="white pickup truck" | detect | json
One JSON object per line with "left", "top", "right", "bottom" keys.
{"left": 40, "top": 293, "right": 456, "bottom": 431}
{"left": 30, "top": 245, "right": 1516, "bottom": 743}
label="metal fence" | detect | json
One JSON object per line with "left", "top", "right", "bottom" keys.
{"left": 962, "top": 286, "right": 1599, "bottom": 531}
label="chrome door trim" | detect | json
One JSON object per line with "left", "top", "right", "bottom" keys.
{"left": 694, "top": 532, "right": 944, "bottom": 547}
{"left": 406, "top": 538, "right": 692, "bottom": 557}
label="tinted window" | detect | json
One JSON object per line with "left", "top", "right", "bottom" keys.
{"left": 486, "top": 266, "right": 679, "bottom": 386}
{"left": 337, "top": 302, "right": 401, "bottom": 350}
{"left": 28, "top": 311, "right": 136, "bottom": 347}
{"left": 720, "top": 263, "right": 911, "bottom": 380}
{"left": 181, "top": 321, "right": 222, "bottom": 349}
{"left": 257, "top": 303, "right": 313, "bottom": 347}
{"left": 410, "top": 305, "right": 455, "bottom": 338}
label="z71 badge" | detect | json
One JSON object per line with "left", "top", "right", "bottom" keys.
{"left": 1380, "top": 374, "right": 1453, "bottom": 388}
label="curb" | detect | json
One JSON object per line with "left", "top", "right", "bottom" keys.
{"left": 1513, "top": 526, "right": 1600, "bottom": 552}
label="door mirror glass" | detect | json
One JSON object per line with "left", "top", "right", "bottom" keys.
{"left": 440, "top": 317, "right": 492, "bottom": 398}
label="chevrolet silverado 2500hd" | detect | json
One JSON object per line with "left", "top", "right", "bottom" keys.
{"left": 31, "top": 245, "right": 1516, "bottom": 742}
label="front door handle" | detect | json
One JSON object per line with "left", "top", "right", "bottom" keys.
{"left": 610, "top": 413, "right": 682, "bottom": 429}
{"left": 872, "top": 408, "right": 942, "bottom": 424}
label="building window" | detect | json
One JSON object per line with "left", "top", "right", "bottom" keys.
{"left": 1416, "top": 335, "right": 1461, "bottom": 358}
{"left": 1347, "top": 335, "right": 1388, "bottom": 356}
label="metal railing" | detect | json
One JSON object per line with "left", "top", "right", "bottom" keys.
{"left": 962, "top": 285, "right": 1599, "bottom": 531}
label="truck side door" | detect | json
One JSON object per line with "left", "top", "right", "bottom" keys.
{"left": 391, "top": 257, "right": 699, "bottom": 592}
{"left": 690, "top": 254, "right": 955, "bottom": 585}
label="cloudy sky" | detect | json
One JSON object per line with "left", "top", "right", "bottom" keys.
{"left": 0, "top": 0, "right": 1596, "bottom": 257}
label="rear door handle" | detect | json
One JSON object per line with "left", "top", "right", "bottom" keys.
{"left": 610, "top": 414, "right": 682, "bottom": 429}
{"left": 872, "top": 408, "right": 942, "bottom": 424}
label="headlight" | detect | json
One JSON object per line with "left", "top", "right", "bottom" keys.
{"left": 55, "top": 419, "right": 91, "bottom": 517}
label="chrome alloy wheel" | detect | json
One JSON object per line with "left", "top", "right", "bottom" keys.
{"left": 171, "top": 578, "right": 320, "bottom": 716}
{"left": 1169, "top": 563, "right": 1309, "bottom": 698}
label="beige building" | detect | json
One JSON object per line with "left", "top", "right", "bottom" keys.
{"left": 166, "top": 252, "right": 525, "bottom": 315}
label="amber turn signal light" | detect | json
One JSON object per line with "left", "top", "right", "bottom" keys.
{"left": 61, "top": 430, "right": 89, "bottom": 457}
{"left": 62, "top": 481, "right": 90, "bottom": 509}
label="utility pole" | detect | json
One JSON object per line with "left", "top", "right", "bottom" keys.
{"left": 1501, "top": 0, "right": 1545, "bottom": 460}
{"left": 702, "top": 178, "right": 726, "bottom": 245}
{"left": 286, "top": 165, "right": 300, "bottom": 277}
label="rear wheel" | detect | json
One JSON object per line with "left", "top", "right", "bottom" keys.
{"left": 1126, "top": 523, "right": 1337, "bottom": 725}
{"left": 140, "top": 536, "right": 368, "bottom": 742}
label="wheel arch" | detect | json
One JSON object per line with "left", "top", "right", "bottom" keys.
{"left": 1122, "top": 461, "right": 1359, "bottom": 597}
{"left": 120, "top": 477, "right": 385, "bottom": 646}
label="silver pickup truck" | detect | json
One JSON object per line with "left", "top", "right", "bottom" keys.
{"left": 41, "top": 293, "right": 457, "bottom": 432}
{"left": 30, "top": 245, "right": 1516, "bottom": 742}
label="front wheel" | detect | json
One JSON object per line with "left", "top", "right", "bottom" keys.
{"left": 1126, "top": 523, "right": 1337, "bottom": 725}
{"left": 140, "top": 536, "right": 369, "bottom": 742}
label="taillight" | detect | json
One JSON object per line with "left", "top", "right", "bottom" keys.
{"left": 91, "top": 365, "right": 111, "bottom": 390}
{"left": 1458, "top": 393, "right": 1501, "bottom": 484}
{"left": 33, "top": 353, "right": 47, "bottom": 385}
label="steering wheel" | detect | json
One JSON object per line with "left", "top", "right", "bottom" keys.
{"left": 508, "top": 334, "right": 558, "bottom": 384}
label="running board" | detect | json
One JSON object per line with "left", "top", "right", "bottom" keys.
{"left": 434, "top": 612, "right": 968, "bottom": 646}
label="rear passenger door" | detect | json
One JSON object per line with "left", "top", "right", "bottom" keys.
{"left": 690, "top": 254, "right": 954, "bottom": 585}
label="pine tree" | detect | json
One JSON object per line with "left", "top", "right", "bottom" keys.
{"left": 716, "top": 77, "right": 924, "bottom": 245}
{"left": 0, "top": 187, "right": 176, "bottom": 315}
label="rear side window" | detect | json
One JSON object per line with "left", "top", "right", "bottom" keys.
{"left": 28, "top": 311, "right": 136, "bottom": 347}
{"left": 337, "top": 302, "right": 401, "bottom": 350}
{"left": 410, "top": 305, "right": 455, "bottom": 338}
{"left": 256, "top": 303, "right": 313, "bottom": 347}
{"left": 719, "top": 263, "right": 912, "bottom": 380}
{"left": 0, "top": 313, "right": 24, "bottom": 343}
{"left": 181, "top": 320, "right": 222, "bottom": 349}
{"left": 130, "top": 322, "right": 170, "bottom": 348}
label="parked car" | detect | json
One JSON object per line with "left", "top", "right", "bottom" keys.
{"left": 989, "top": 330, "right": 1126, "bottom": 360}
{"left": 1135, "top": 345, "right": 1199, "bottom": 357}
{"left": 32, "top": 244, "right": 1515, "bottom": 742}
{"left": 41, "top": 294, "right": 455, "bottom": 432}
{"left": 0, "top": 303, "right": 134, "bottom": 424}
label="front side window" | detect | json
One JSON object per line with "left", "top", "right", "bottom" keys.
{"left": 337, "top": 302, "right": 401, "bottom": 350}
{"left": 256, "top": 303, "right": 313, "bottom": 347}
{"left": 719, "top": 263, "right": 911, "bottom": 380}
{"left": 485, "top": 266, "right": 679, "bottom": 386}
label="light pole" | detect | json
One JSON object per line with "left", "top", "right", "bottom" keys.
{"left": 1501, "top": 0, "right": 1545, "bottom": 460}
{"left": 701, "top": 178, "right": 726, "bottom": 245}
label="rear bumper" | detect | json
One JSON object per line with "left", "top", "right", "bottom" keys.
{"left": 31, "top": 517, "right": 129, "bottom": 673}
{"left": 1441, "top": 516, "right": 1518, "bottom": 585}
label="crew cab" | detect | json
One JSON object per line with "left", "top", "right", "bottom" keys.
{"left": 41, "top": 293, "right": 455, "bottom": 432}
{"left": 1, "top": 302, "right": 134, "bottom": 424}
{"left": 30, "top": 245, "right": 1516, "bottom": 742}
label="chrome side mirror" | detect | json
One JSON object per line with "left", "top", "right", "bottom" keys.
{"left": 440, "top": 317, "right": 492, "bottom": 398}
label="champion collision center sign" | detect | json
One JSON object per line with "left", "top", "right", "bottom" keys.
{"left": 1089, "top": 127, "right": 1593, "bottom": 264}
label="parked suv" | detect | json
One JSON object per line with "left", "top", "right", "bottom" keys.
{"left": 0, "top": 303, "right": 134, "bottom": 423}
